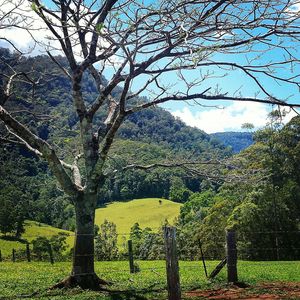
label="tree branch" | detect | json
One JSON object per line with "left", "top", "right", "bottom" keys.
{"left": 126, "top": 91, "right": 300, "bottom": 115}
{"left": 0, "top": 105, "right": 80, "bottom": 196}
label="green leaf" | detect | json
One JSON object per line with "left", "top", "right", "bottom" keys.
{"left": 31, "top": 2, "right": 38, "bottom": 12}
{"left": 95, "top": 23, "right": 105, "bottom": 33}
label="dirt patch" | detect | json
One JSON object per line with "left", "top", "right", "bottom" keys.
{"left": 185, "top": 282, "right": 300, "bottom": 299}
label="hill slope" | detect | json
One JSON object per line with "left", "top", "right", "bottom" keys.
{"left": 95, "top": 198, "right": 181, "bottom": 234}
{"left": 0, "top": 198, "right": 181, "bottom": 255}
{"left": 0, "top": 48, "right": 229, "bottom": 157}
{"left": 0, "top": 221, "right": 73, "bottom": 256}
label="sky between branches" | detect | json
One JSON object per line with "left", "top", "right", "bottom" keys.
{"left": 1, "top": 0, "right": 300, "bottom": 133}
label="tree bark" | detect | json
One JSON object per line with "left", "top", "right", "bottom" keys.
{"left": 72, "top": 195, "right": 95, "bottom": 278}
{"left": 53, "top": 193, "right": 108, "bottom": 290}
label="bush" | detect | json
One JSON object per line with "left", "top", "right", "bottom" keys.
{"left": 31, "top": 233, "right": 67, "bottom": 261}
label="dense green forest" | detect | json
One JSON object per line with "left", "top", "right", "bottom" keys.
{"left": 211, "top": 132, "right": 254, "bottom": 153}
{"left": 175, "top": 117, "right": 300, "bottom": 260}
{"left": 1, "top": 49, "right": 300, "bottom": 261}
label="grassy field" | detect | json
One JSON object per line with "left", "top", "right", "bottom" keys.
{"left": 0, "top": 221, "right": 73, "bottom": 257}
{"left": 0, "top": 198, "right": 181, "bottom": 257}
{"left": 95, "top": 198, "right": 181, "bottom": 233}
{"left": 0, "top": 260, "right": 299, "bottom": 299}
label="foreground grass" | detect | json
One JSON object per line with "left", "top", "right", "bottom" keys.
{"left": 0, "top": 260, "right": 299, "bottom": 299}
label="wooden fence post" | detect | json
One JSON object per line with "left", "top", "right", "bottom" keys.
{"left": 209, "top": 258, "right": 227, "bottom": 279}
{"left": 26, "top": 244, "right": 31, "bottom": 262}
{"left": 199, "top": 240, "right": 208, "bottom": 278}
{"left": 128, "top": 240, "right": 135, "bottom": 273}
{"left": 12, "top": 249, "right": 16, "bottom": 262}
{"left": 164, "top": 226, "right": 181, "bottom": 300}
{"left": 48, "top": 244, "right": 54, "bottom": 264}
{"left": 226, "top": 229, "right": 238, "bottom": 283}
{"left": 0, "top": 250, "right": 2, "bottom": 262}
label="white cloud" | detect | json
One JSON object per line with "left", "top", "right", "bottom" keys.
{"left": 0, "top": 0, "right": 123, "bottom": 66}
{"left": 171, "top": 102, "right": 298, "bottom": 133}
{"left": 285, "top": 1, "right": 300, "bottom": 16}
{"left": 0, "top": 0, "right": 51, "bottom": 51}
{"left": 290, "top": 1, "right": 300, "bottom": 11}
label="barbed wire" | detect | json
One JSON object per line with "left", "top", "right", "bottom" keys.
{"left": 3, "top": 233, "right": 132, "bottom": 237}
{"left": 3, "top": 229, "right": 300, "bottom": 239}
{"left": 2, "top": 229, "right": 300, "bottom": 263}
{"left": 232, "top": 247, "right": 300, "bottom": 251}
{"left": 239, "top": 261, "right": 300, "bottom": 269}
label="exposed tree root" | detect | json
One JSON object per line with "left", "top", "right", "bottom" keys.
{"left": 50, "top": 273, "right": 109, "bottom": 290}
{"left": 10, "top": 279, "right": 161, "bottom": 300}
{"left": 231, "top": 281, "right": 249, "bottom": 288}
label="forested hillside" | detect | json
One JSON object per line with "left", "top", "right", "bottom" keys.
{"left": 211, "top": 132, "right": 254, "bottom": 153}
{"left": 176, "top": 116, "right": 300, "bottom": 260}
{"left": 0, "top": 49, "right": 230, "bottom": 232}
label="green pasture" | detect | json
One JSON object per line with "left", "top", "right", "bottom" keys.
{"left": 0, "top": 260, "right": 299, "bottom": 299}
{"left": 0, "top": 198, "right": 181, "bottom": 256}
{"left": 95, "top": 198, "right": 181, "bottom": 234}
{"left": 0, "top": 221, "right": 73, "bottom": 257}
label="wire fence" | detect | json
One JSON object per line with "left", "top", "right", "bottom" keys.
{"left": 1, "top": 228, "right": 300, "bottom": 300}
{"left": 0, "top": 231, "right": 300, "bottom": 299}
{"left": 2, "top": 230, "right": 300, "bottom": 260}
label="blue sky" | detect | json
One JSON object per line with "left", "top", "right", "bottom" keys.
{"left": 137, "top": 48, "right": 300, "bottom": 133}
{"left": 159, "top": 61, "right": 300, "bottom": 133}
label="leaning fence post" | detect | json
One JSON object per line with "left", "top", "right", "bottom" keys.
{"left": 164, "top": 226, "right": 181, "bottom": 300}
{"left": 26, "top": 244, "right": 31, "bottom": 262}
{"left": 12, "top": 248, "right": 16, "bottom": 262}
{"left": 48, "top": 244, "right": 54, "bottom": 264}
{"left": 226, "top": 229, "right": 238, "bottom": 283}
{"left": 199, "top": 240, "right": 208, "bottom": 278}
{"left": 128, "top": 240, "right": 135, "bottom": 273}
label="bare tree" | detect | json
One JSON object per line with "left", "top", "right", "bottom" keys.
{"left": 1, "top": 0, "right": 300, "bottom": 289}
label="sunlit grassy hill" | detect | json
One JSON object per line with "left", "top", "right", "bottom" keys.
{"left": 0, "top": 198, "right": 181, "bottom": 256}
{"left": 0, "top": 221, "right": 73, "bottom": 257}
{"left": 95, "top": 198, "right": 181, "bottom": 234}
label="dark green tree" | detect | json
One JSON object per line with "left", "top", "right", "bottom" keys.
{"left": 95, "top": 220, "right": 118, "bottom": 261}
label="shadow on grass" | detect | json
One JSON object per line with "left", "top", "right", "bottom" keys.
{"left": 0, "top": 235, "right": 28, "bottom": 243}
{"left": 109, "top": 291, "right": 149, "bottom": 300}
{"left": 7, "top": 286, "right": 162, "bottom": 300}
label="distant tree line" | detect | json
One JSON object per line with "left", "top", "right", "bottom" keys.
{"left": 211, "top": 132, "right": 254, "bottom": 154}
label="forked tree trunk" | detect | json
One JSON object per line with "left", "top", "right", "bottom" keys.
{"left": 53, "top": 193, "right": 107, "bottom": 290}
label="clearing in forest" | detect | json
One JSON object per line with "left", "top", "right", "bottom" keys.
{"left": 0, "top": 221, "right": 73, "bottom": 256}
